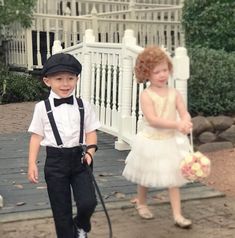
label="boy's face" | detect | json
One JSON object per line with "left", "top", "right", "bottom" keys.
{"left": 43, "top": 72, "right": 78, "bottom": 98}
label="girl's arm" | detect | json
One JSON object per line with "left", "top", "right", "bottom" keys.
{"left": 85, "top": 130, "right": 97, "bottom": 165}
{"left": 141, "top": 90, "right": 192, "bottom": 134}
{"left": 140, "top": 90, "right": 178, "bottom": 129}
{"left": 175, "top": 90, "right": 191, "bottom": 121}
{"left": 28, "top": 133, "right": 43, "bottom": 183}
{"left": 175, "top": 90, "right": 192, "bottom": 133}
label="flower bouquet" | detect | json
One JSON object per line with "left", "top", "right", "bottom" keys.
{"left": 180, "top": 151, "right": 211, "bottom": 182}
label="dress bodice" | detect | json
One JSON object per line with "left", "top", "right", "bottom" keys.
{"left": 140, "top": 87, "right": 177, "bottom": 139}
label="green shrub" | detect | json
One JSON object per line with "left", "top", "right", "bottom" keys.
{"left": 188, "top": 47, "right": 235, "bottom": 116}
{"left": 0, "top": 70, "right": 48, "bottom": 104}
{"left": 182, "top": 0, "right": 235, "bottom": 52}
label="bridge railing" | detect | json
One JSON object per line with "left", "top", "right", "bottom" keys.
{"left": 54, "top": 29, "right": 189, "bottom": 150}
{"left": 34, "top": 0, "right": 183, "bottom": 16}
{"left": 5, "top": 3, "right": 184, "bottom": 70}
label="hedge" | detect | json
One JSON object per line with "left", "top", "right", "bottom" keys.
{"left": 188, "top": 47, "right": 235, "bottom": 116}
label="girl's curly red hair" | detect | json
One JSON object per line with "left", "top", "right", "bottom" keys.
{"left": 134, "top": 46, "right": 173, "bottom": 83}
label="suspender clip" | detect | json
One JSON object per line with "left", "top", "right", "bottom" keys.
{"left": 81, "top": 144, "right": 87, "bottom": 155}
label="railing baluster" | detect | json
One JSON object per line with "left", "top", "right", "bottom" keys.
{"left": 91, "top": 52, "right": 96, "bottom": 106}
{"left": 106, "top": 54, "right": 112, "bottom": 127}
{"left": 95, "top": 53, "right": 101, "bottom": 121}
{"left": 111, "top": 53, "right": 119, "bottom": 131}
{"left": 100, "top": 53, "right": 107, "bottom": 124}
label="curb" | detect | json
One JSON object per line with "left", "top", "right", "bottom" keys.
{"left": 0, "top": 195, "right": 3, "bottom": 208}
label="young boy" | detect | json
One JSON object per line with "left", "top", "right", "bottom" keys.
{"left": 28, "top": 53, "right": 101, "bottom": 238}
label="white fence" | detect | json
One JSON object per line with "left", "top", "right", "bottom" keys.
{"left": 35, "top": 0, "right": 183, "bottom": 15}
{"left": 55, "top": 29, "right": 189, "bottom": 150}
{"left": 4, "top": 1, "right": 184, "bottom": 71}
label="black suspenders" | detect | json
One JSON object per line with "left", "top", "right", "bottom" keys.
{"left": 44, "top": 97, "right": 84, "bottom": 146}
{"left": 45, "top": 97, "right": 111, "bottom": 237}
{"left": 77, "top": 98, "right": 84, "bottom": 145}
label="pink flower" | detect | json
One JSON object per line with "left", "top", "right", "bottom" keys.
{"left": 180, "top": 151, "right": 211, "bottom": 181}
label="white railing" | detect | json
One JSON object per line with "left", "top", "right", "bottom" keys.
{"left": 35, "top": 0, "right": 183, "bottom": 16}
{"left": 35, "top": 0, "right": 130, "bottom": 15}
{"left": 5, "top": 3, "right": 184, "bottom": 70}
{"left": 88, "top": 5, "right": 182, "bottom": 19}
{"left": 54, "top": 29, "right": 189, "bottom": 150}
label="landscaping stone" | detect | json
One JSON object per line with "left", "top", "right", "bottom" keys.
{"left": 198, "top": 131, "right": 216, "bottom": 143}
{"left": 193, "top": 115, "right": 235, "bottom": 150}
{"left": 207, "top": 116, "right": 234, "bottom": 131}
{"left": 198, "top": 141, "right": 233, "bottom": 153}
{"left": 192, "top": 116, "right": 213, "bottom": 135}
{"left": 218, "top": 125, "right": 235, "bottom": 144}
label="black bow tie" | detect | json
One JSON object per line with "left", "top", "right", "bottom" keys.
{"left": 54, "top": 95, "right": 74, "bottom": 107}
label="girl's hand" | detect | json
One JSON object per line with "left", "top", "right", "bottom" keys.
{"left": 28, "top": 162, "right": 39, "bottom": 183}
{"left": 177, "top": 120, "right": 193, "bottom": 134}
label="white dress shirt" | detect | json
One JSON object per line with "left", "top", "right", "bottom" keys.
{"left": 28, "top": 90, "right": 101, "bottom": 148}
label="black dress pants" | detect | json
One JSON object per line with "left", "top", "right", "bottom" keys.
{"left": 44, "top": 146, "right": 97, "bottom": 238}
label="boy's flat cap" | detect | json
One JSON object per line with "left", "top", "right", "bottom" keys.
{"left": 41, "top": 53, "right": 82, "bottom": 77}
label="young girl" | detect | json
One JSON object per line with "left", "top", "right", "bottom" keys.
{"left": 122, "top": 46, "right": 193, "bottom": 228}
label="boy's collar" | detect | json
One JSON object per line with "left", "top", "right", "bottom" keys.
{"left": 49, "top": 90, "right": 75, "bottom": 99}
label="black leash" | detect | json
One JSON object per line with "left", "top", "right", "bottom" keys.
{"left": 44, "top": 97, "right": 113, "bottom": 238}
{"left": 77, "top": 98, "right": 113, "bottom": 238}
{"left": 90, "top": 168, "right": 113, "bottom": 238}
{"left": 83, "top": 159, "right": 113, "bottom": 238}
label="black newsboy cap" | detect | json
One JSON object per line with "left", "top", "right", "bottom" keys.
{"left": 41, "top": 53, "right": 82, "bottom": 77}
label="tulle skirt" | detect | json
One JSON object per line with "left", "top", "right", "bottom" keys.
{"left": 122, "top": 132, "right": 190, "bottom": 188}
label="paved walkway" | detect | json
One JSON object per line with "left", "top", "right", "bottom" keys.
{"left": 0, "top": 131, "right": 223, "bottom": 222}
{"left": 0, "top": 102, "right": 235, "bottom": 237}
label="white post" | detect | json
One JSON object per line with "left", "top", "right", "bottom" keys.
{"left": 129, "top": 0, "right": 136, "bottom": 19}
{"left": 91, "top": 6, "right": 98, "bottom": 41}
{"left": 47, "top": 0, "right": 56, "bottom": 14}
{"left": 80, "top": 29, "right": 95, "bottom": 101}
{"left": 25, "top": 28, "right": 33, "bottom": 70}
{"left": 52, "top": 40, "right": 63, "bottom": 55}
{"left": 64, "top": 6, "right": 72, "bottom": 48}
{"left": 173, "top": 47, "right": 190, "bottom": 106}
{"left": 71, "top": 0, "right": 77, "bottom": 16}
{"left": 115, "top": 29, "right": 137, "bottom": 150}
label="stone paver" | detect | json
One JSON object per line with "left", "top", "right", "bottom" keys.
{"left": 0, "top": 131, "right": 223, "bottom": 222}
{"left": 1, "top": 197, "right": 235, "bottom": 238}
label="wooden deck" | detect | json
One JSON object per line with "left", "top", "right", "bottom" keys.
{"left": 0, "top": 131, "right": 224, "bottom": 222}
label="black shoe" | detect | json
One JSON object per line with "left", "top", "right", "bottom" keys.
{"left": 73, "top": 217, "right": 88, "bottom": 238}
{"left": 76, "top": 228, "right": 88, "bottom": 238}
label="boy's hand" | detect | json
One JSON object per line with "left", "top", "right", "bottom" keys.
{"left": 28, "top": 162, "right": 39, "bottom": 183}
{"left": 84, "top": 152, "right": 93, "bottom": 165}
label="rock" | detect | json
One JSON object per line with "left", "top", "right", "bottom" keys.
{"left": 192, "top": 116, "right": 213, "bottom": 135}
{"left": 218, "top": 125, "right": 235, "bottom": 144}
{"left": 16, "top": 202, "right": 26, "bottom": 206}
{"left": 199, "top": 132, "right": 217, "bottom": 143}
{"left": 232, "top": 116, "right": 235, "bottom": 124}
{"left": 207, "top": 116, "right": 234, "bottom": 131}
{"left": 198, "top": 142, "right": 233, "bottom": 153}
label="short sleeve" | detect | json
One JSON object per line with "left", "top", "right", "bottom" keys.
{"left": 84, "top": 101, "right": 101, "bottom": 133}
{"left": 28, "top": 101, "right": 46, "bottom": 137}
